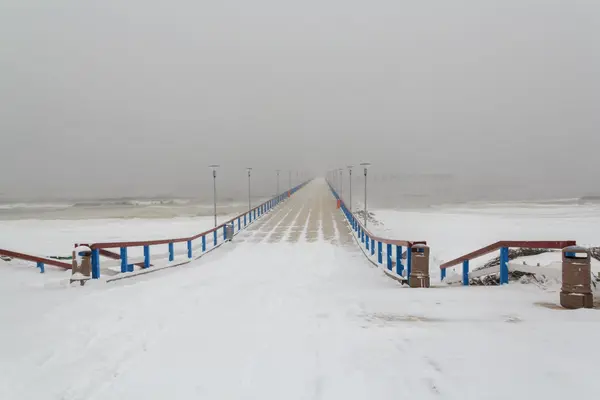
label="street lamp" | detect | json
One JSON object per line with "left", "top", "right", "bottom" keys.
{"left": 209, "top": 164, "right": 220, "bottom": 227}
{"left": 339, "top": 168, "right": 343, "bottom": 202}
{"left": 246, "top": 167, "right": 252, "bottom": 212}
{"left": 276, "top": 169, "right": 280, "bottom": 196}
{"left": 360, "top": 162, "right": 371, "bottom": 227}
{"left": 347, "top": 165, "right": 354, "bottom": 211}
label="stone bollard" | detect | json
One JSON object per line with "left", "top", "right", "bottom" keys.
{"left": 71, "top": 245, "right": 92, "bottom": 286}
{"left": 409, "top": 244, "right": 430, "bottom": 288}
{"left": 560, "top": 246, "right": 593, "bottom": 309}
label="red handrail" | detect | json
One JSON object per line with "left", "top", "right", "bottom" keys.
{"left": 439, "top": 240, "right": 576, "bottom": 269}
{"left": 0, "top": 248, "right": 72, "bottom": 269}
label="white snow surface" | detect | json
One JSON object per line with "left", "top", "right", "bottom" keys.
{"left": 1, "top": 180, "right": 600, "bottom": 399}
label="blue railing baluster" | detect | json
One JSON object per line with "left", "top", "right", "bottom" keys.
{"left": 396, "top": 245, "right": 403, "bottom": 276}
{"left": 144, "top": 245, "right": 150, "bottom": 268}
{"left": 386, "top": 243, "right": 392, "bottom": 270}
{"left": 500, "top": 247, "right": 509, "bottom": 284}
{"left": 462, "top": 260, "right": 469, "bottom": 286}
{"left": 168, "top": 242, "right": 174, "bottom": 262}
{"left": 378, "top": 241, "right": 383, "bottom": 264}
{"left": 202, "top": 235, "right": 206, "bottom": 252}
{"left": 37, "top": 262, "right": 44, "bottom": 273}
{"left": 213, "top": 230, "right": 217, "bottom": 246}
{"left": 187, "top": 240, "right": 192, "bottom": 259}
{"left": 120, "top": 247, "right": 128, "bottom": 273}
{"left": 92, "top": 248, "right": 100, "bottom": 279}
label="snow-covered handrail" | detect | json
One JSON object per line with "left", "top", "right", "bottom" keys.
{"left": 326, "top": 181, "right": 426, "bottom": 281}
{"left": 0, "top": 248, "right": 71, "bottom": 273}
{"left": 78, "top": 180, "right": 311, "bottom": 279}
{"left": 439, "top": 240, "right": 576, "bottom": 285}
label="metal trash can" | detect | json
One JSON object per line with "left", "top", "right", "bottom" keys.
{"left": 71, "top": 245, "right": 92, "bottom": 286}
{"left": 409, "top": 244, "right": 430, "bottom": 288}
{"left": 560, "top": 245, "right": 593, "bottom": 309}
{"left": 225, "top": 223, "right": 234, "bottom": 242}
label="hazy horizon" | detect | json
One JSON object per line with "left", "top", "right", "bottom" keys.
{"left": 2, "top": 0, "right": 598, "bottom": 203}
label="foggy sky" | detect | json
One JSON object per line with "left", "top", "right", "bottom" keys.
{"left": 1, "top": 0, "right": 599, "bottom": 201}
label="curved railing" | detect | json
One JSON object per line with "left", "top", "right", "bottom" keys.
{"left": 326, "top": 180, "right": 426, "bottom": 282}
{"left": 439, "top": 240, "right": 576, "bottom": 285}
{"left": 2, "top": 181, "right": 310, "bottom": 279}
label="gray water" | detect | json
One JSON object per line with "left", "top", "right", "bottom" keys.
{"left": 1, "top": 174, "right": 598, "bottom": 220}
{"left": 0, "top": 196, "right": 271, "bottom": 220}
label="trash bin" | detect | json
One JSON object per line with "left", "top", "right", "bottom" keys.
{"left": 560, "top": 245, "right": 593, "bottom": 309}
{"left": 71, "top": 245, "right": 92, "bottom": 286}
{"left": 409, "top": 244, "right": 430, "bottom": 288}
{"left": 225, "top": 223, "right": 234, "bottom": 242}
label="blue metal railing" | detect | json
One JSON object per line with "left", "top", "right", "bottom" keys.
{"left": 84, "top": 181, "right": 310, "bottom": 279}
{"left": 326, "top": 180, "right": 425, "bottom": 281}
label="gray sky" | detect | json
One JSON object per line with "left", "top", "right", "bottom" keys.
{"left": 1, "top": 0, "right": 599, "bottom": 201}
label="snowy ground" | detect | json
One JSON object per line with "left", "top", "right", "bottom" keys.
{"left": 1, "top": 180, "right": 600, "bottom": 399}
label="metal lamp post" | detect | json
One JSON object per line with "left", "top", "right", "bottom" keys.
{"left": 347, "top": 165, "right": 353, "bottom": 211}
{"left": 209, "top": 164, "right": 220, "bottom": 227}
{"left": 276, "top": 169, "right": 280, "bottom": 196}
{"left": 246, "top": 167, "right": 252, "bottom": 212}
{"left": 360, "top": 162, "right": 371, "bottom": 227}
{"left": 339, "top": 168, "right": 343, "bottom": 202}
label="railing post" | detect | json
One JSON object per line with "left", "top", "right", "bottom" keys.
{"left": 366, "top": 236, "right": 369, "bottom": 251}
{"left": 213, "top": 230, "right": 217, "bottom": 246}
{"left": 361, "top": 229, "right": 365, "bottom": 243}
{"left": 500, "top": 247, "right": 509, "bottom": 284}
{"left": 441, "top": 268, "right": 446, "bottom": 281}
{"left": 37, "top": 262, "right": 45, "bottom": 273}
{"left": 238, "top": 217, "right": 241, "bottom": 230}
{"left": 371, "top": 240, "right": 375, "bottom": 256}
{"left": 168, "top": 242, "right": 174, "bottom": 262}
{"left": 223, "top": 225, "right": 227, "bottom": 240}
{"left": 377, "top": 241, "right": 383, "bottom": 264}
{"left": 187, "top": 240, "right": 192, "bottom": 259}
{"left": 387, "top": 243, "right": 392, "bottom": 270}
{"left": 462, "top": 260, "right": 469, "bottom": 286}
{"left": 407, "top": 246, "right": 412, "bottom": 278}
{"left": 202, "top": 235, "right": 206, "bottom": 252}
{"left": 91, "top": 248, "right": 100, "bottom": 279}
{"left": 244, "top": 213, "right": 247, "bottom": 226}
{"left": 143, "top": 245, "right": 150, "bottom": 268}
{"left": 120, "top": 247, "right": 128, "bottom": 273}
{"left": 396, "top": 245, "right": 403, "bottom": 276}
